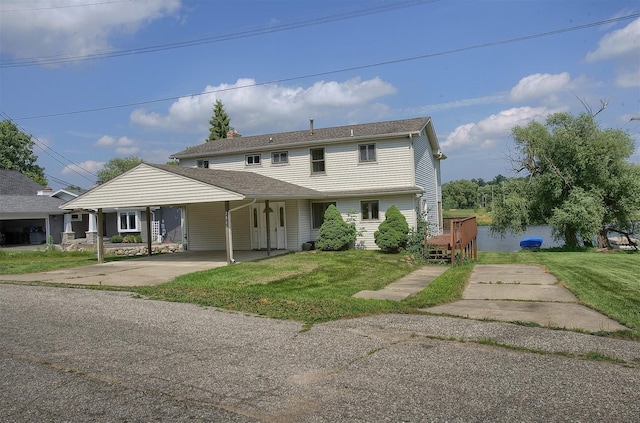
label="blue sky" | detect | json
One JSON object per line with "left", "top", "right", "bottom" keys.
{"left": 1, "top": 0, "right": 638, "bottom": 189}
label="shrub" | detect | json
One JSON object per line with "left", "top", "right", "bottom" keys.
{"left": 110, "top": 235, "right": 123, "bottom": 243}
{"left": 374, "top": 205, "right": 409, "bottom": 253}
{"left": 123, "top": 234, "right": 142, "bottom": 243}
{"left": 316, "top": 205, "right": 356, "bottom": 251}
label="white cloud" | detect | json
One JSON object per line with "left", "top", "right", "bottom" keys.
{"left": 442, "top": 107, "right": 554, "bottom": 151}
{"left": 61, "top": 160, "right": 104, "bottom": 176}
{"left": 0, "top": 0, "right": 181, "bottom": 63}
{"left": 130, "top": 77, "right": 397, "bottom": 134}
{"left": 586, "top": 18, "right": 640, "bottom": 62}
{"left": 615, "top": 66, "right": 640, "bottom": 88}
{"left": 95, "top": 135, "right": 140, "bottom": 156}
{"left": 509, "top": 73, "right": 571, "bottom": 102}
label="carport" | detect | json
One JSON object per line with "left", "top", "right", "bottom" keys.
{"left": 61, "top": 163, "right": 323, "bottom": 264}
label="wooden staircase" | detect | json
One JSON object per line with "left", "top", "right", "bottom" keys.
{"left": 423, "top": 217, "right": 478, "bottom": 264}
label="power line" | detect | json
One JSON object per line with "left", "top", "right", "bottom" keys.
{"left": 0, "top": 111, "right": 97, "bottom": 183}
{"left": 14, "top": 12, "right": 640, "bottom": 121}
{"left": 0, "top": 0, "right": 130, "bottom": 13}
{"left": 0, "top": 0, "right": 436, "bottom": 68}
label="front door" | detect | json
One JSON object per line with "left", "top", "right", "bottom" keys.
{"left": 251, "top": 202, "right": 286, "bottom": 250}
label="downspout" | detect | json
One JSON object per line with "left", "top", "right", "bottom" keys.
{"left": 226, "top": 198, "right": 257, "bottom": 264}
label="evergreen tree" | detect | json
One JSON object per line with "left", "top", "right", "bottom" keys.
{"left": 374, "top": 205, "right": 409, "bottom": 253}
{"left": 207, "top": 99, "right": 231, "bottom": 141}
{"left": 316, "top": 205, "right": 356, "bottom": 251}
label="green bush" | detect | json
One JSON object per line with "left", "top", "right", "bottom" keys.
{"left": 123, "top": 234, "right": 142, "bottom": 243}
{"left": 374, "top": 205, "right": 409, "bottom": 253}
{"left": 316, "top": 205, "right": 356, "bottom": 251}
{"left": 110, "top": 235, "right": 123, "bottom": 243}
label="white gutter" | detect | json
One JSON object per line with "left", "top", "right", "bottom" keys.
{"left": 227, "top": 198, "right": 257, "bottom": 263}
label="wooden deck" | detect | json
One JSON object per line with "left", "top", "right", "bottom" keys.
{"left": 423, "top": 217, "right": 478, "bottom": 264}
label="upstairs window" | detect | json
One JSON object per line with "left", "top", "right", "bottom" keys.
{"left": 361, "top": 200, "right": 379, "bottom": 220}
{"left": 196, "top": 159, "right": 209, "bottom": 168}
{"left": 359, "top": 144, "right": 376, "bottom": 162}
{"left": 310, "top": 148, "right": 325, "bottom": 174}
{"left": 272, "top": 151, "right": 288, "bottom": 164}
{"left": 246, "top": 154, "right": 261, "bottom": 166}
{"left": 118, "top": 211, "right": 140, "bottom": 232}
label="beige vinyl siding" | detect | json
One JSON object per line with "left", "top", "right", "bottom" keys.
{"left": 64, "top": 165, "right": 244, "bottom": 210}
{"left": 305, "top": 195, "right": 415, "bottom": 250}
{"left": 208, "top": 138, "right": 414, "bottom": 192}
{"left": 297, "top": 200, "right": 312, "bottom": 249}
{"left": 283, "top": 199, "right": 301, "bottom": 251}
{"left": 337, "top": 195, "right": 416, "bottom": 250}
{"left": 186, "top": 202, "right": 252, "bottom": 251}
{"left": 413, "top": 131, "right": 440, "bottom": 233}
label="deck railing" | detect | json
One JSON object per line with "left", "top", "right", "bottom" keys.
{"left": 425, "top": 216, "right": 478, "bottom": 264}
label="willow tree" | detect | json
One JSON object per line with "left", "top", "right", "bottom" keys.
{"left": 492, "top": 112, "right": 640, "bottom": 248}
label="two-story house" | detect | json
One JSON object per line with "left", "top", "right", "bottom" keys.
{"left": 62, "top": 116, "right": 445, "bottom": 259}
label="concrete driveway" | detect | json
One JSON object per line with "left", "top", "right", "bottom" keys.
{"left": 0, "top": 250, "right": 289, "bottom": 286}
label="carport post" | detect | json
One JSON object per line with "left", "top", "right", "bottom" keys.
{"left": 146, "top": 206, "right": 152, "bottom": 256}
{"left": 97, "top": 208, "right": 104, "bottom": 263}
{"left": 265, "top": 200, "right": 271, "bottom": 256}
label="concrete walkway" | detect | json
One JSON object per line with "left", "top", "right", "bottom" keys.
{"left": 353, "top": 266, "right": 448, "bottom": 300}
{"left": 424, "top": 264, "right": 627, "bottom": 333}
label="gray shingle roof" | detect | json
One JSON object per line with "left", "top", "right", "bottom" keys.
{"left": 0, "top": 195, "right": 66, "bottom": 214}
{"left": 0, "top": 169, "right": 44, "bottom": 195}
{"left": 171, "top": 117, "right": 432, "bottom": 159}
{"left": 149, "top": 164, "right": 325, "bottom": 199}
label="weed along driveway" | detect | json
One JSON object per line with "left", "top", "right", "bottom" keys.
{"left": 0, "top": 250, "right": 289, "bottom": 286}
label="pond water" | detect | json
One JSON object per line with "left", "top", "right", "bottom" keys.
{"left": 476, "top": 225, "right": 563, "bottom": 252}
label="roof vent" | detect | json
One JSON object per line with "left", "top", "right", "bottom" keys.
{"left": 309, "top": 118, "right": 314, "bottom": 135}
{"left": 269, "top": 137, "right": 273, "bottom": 143}
{"left": 350, "top": 129, "right": 354, "bottom": 137}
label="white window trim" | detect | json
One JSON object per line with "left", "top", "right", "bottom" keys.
{"left": 361, "top": 200, "right": 380, "bottom": 220}
{"left": 245, "top": 154, "right": 262, "bottom": 166}
{"left": 271, "top": 151, "right": 289, "bottom": 165}
{"left": 358, "top": 143, "right": 377, "bottom": 163}
{"left": 70, "top": 213, "right": 83, "bottom": 222}
{"left": 310, "top": 147, "right": 326, "bottom": 174}
{"left": 118, "top": 210, "right": 141, "bottom": 233}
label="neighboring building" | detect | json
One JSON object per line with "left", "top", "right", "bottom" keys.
{"left": 0, "top": 169, "right": 181, "bottom": 246}
{"left": 62, "top": 117, "right": 445, "bottom": 257}
{"left": 0, "top": 169, "right": 66, "bottom": 245}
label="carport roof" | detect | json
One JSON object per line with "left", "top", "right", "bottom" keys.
{"left": 61, "top": 163, "right": 325, "bottom": 210}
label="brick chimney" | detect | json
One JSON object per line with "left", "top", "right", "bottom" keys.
{"left": 226, "top": 129, "right": 241, "bottom": 138}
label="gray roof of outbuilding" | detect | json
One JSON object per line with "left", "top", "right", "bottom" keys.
{"left": 0, "top": 195, "right": 66, "bottom": 214}
{"left": 171, "top": 117, "right": 432, "bottom": 159}
{"left": 0, "top": 169, "right": 45, "bottom": 195}
{"left": 149, "top": 164, "right": 325, "bottom": 199}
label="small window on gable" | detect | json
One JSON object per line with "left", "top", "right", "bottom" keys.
{"left": 359, "top": 144, "right": 376, "bottom": 162}
{"left": 246, "top": 154, "right": 261, "bottom": 166}
{"left": 310, "top": 148, "right": 325, "bottom": 174}
{"left": 196, "top": 159, "right": 209, "bottom": 168}
{"left": 272, "top": 151, "right": 288, "bottom": 164}
{"left": 361, "top": 200, "right": 379, "bottom": 220}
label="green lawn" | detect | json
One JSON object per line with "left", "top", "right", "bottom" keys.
{"left": 0, "top": 249, "right": 108, "bottom": 274}
{"left": 443, "top": 208, "right": 492, "bottom": 225}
